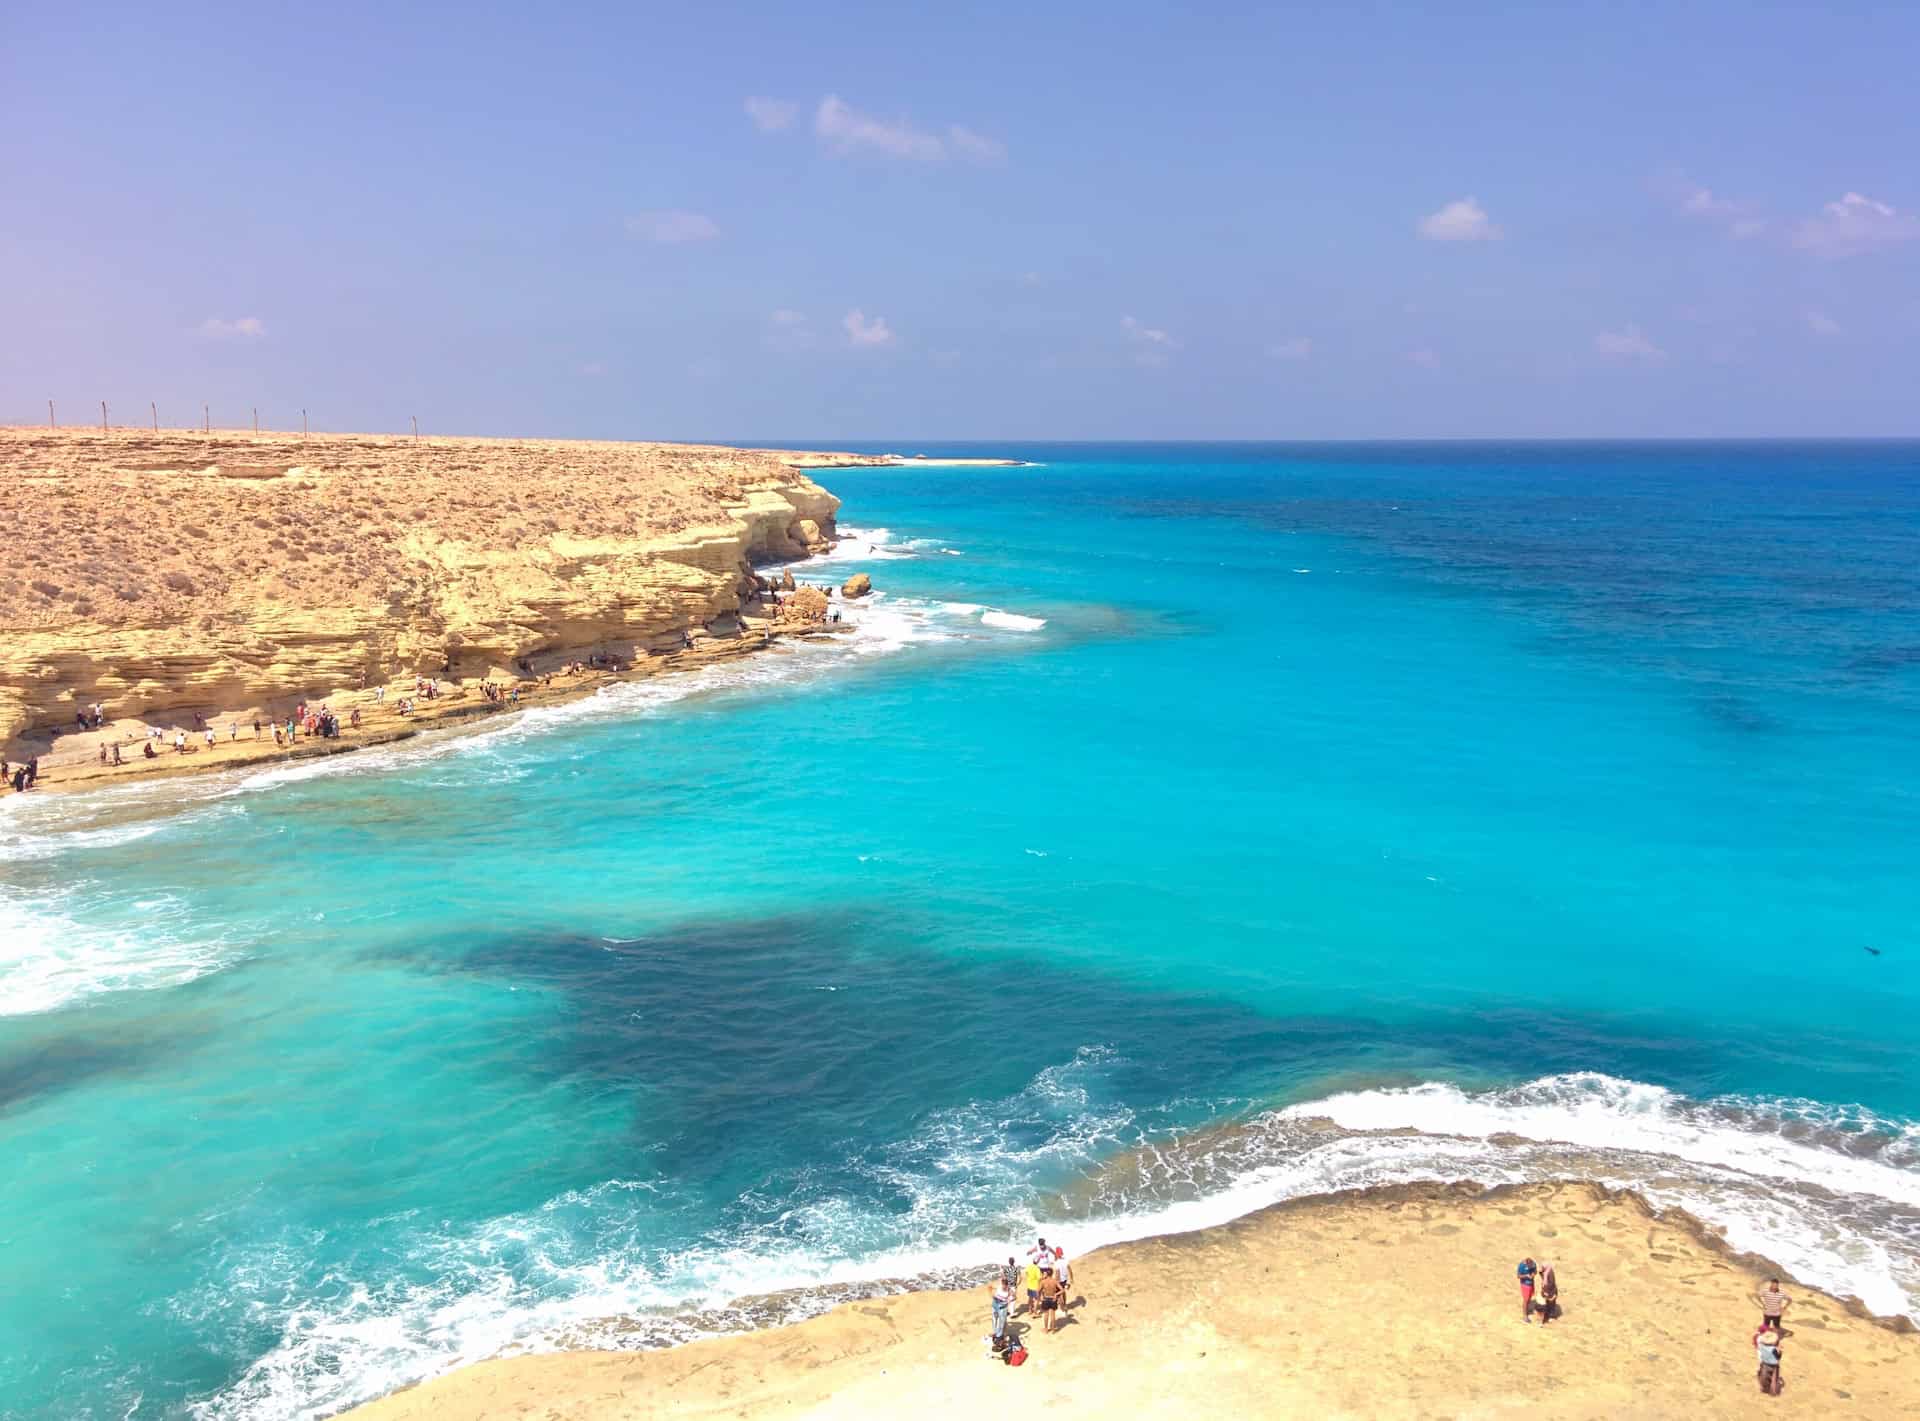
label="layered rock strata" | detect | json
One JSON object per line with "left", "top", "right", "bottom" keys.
{"left": 0, "top": 429, "right": 850, "bottom": 751}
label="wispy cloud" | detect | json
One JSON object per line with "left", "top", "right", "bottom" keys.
{"left": 744, "top": 96, "right": 797, "bottom": 133}
{"left": 1417, "top": 197, "right": 1501, "bottom": 242}
{"left": 625, "top": 210, "right": 720, "bottom": 243}
{"left": 814, "top": 95, "right": 1003, "bottom": 163}
{"left": 1122, "top": 315, "right": 1178, "bottom": 366}
{"left": 843, "top": 309, "right": 895, "bottom": 347}
{"left": 1595, "top": 325, "right": 1666, "bottom": 362}
{"left": 1267, "top": 336, "right": 1313, "bottom": 361}
{"left": 1675, "top": 183, "right": 1769, "bottom": 239}
{"left": 1407, "top": 348, "right": 1440, "bottom": 369}
{"left": 1806, "top": 309, "right": 1842, "bottom": 337}
{"left": 199, "top": 316, "right": 265, "bottom": 340}
{"left": 946, "top": 124, "right": 1006, "bottom": 164}
{"left": 1792, "top": 192, "right": 1920, "bottom": 258}
{"left": 763, "top": 309, "right": 815, "bottom": 352}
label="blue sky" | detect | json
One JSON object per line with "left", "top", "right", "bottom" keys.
{"left": 5, "top": 2, "right": 1917, "bottom": 439}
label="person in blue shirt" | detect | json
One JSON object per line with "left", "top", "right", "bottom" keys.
{"left": 1517, "top": 1257, "right": 1538, "bottom": 1321}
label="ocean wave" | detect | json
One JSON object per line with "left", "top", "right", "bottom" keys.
{"left": 980, "top": 610, "right": 1047, "bottom": 632}
{"left": 808, "top": 527, "right": 913, "bottom": 563}
{"left": 186, "top": 1064, "right": 1920, "bottom": 1421}
{"left": 1072, "top": 1072, "right": 1920, "bottom": 1319}
{"left": 0, "top": 882, "right": 236, "bottom": 1017}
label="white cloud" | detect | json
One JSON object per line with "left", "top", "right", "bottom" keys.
{"left": 625, "top": 210, "right": 720, "bottom": 243}
{"left": 744, "top": 96, "right": 797, "bottom": 133}
{"left": 1407, "top": 348, "right": 1439, "bottom": 369}
{"left": 813, "top": 95, "right": 1003, "bottom": 163}
{"left": 1681, "top": 186, "right": 1737, "bottom": 218}
{"left": 816, "top": 95, "right": 945, "bottom": 160}
{"left": 843, "top": 309, "right": 895, "bottom": 347}
{"left": 1121, "top": 315, "right": 1178, "bottom": 365}
{"left": 1417, "top": 197, "right": 1501, "bottom": 242}
{"left": 1267, "top": 336, "right": 1313, "bottom": 361}
{"left": 1121, "top": 316, "right": 1176, "bottom": 347}
{"left": 1806, "top": 309, "right": 1842, "bottom": 337}
{"left": 1793, "top": 192, "right": 1920, "bottom": 257}
{"left": 1674, "top": 182, "right": 1768, "bottom": 239}
{"left": 1594, "top": 325, "right": 1666, "bottom": 362}
{"left": 200, "top": 316, "right": 265, "bottom": 340}
{"left": 946, "top": 124, "right": 1006, "bottom": 164}
{"left": 764, "top": 309, "right": 816, "bottom": 352}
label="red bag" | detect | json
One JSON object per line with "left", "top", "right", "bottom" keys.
{"left": 1006, "top": 1346, "right": 1028, "bottom": 1366}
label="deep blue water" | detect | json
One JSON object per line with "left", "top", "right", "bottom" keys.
{"left": 2, "top": 441, "right": 1918, "bottom": 1419}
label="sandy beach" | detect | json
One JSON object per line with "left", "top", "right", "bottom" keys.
{"left": 343, "top": 1181, "right": 1920, "bottom": 1420}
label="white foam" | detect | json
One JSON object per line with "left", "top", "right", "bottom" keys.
{"left": 1291, "top": 1073, "right": 1920, "bottom": 1208}
{"left": 980, "top": 611, "right": 1046, "bottom": 632}
{"left": 809, "top": 526, "right": 913, "bottom": 563}
{"left": 0, "top": 883, "right": 235, "bottom": 1017}
{"left": 186, "top": 1064, "right": 1920, "bottom": 1421}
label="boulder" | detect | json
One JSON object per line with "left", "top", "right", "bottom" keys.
{"left": 780, "top": 568, "right": 796, "bottom": 591}
{"left": 778, "top": 586, "right": 829, "bottom": 625}
{"left": 841, "top": 572, "right": 872, "bottom": 599}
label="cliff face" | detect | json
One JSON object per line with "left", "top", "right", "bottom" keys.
{"left": 0, "top": 429, "right": 844, "bottom": 748}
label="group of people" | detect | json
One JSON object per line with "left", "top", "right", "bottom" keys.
{"left": 986, "top": 1236, "right": 1077, "bottom": 1362}
{"left": 2, "top": 756, "right": 40, "bottom": 791}
{"left": 1518, "top": 1257, "right": 1798, "bottom": 1398}
{"left": 1516, "top": 1256, "right": 1560, "bottom": 1324}
{"left": 1753, "top": 1277, "right": 1793, "bottom": 1396}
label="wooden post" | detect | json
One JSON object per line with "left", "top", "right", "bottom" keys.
{"left": 151, "top": 401, "right": 158, "bottom": 432}
{"left": 101, "top": 400, "right": 108, "bottom": 432}
{"left": 302, "top": 409, "right": 308, "bottom": 439}
{"left": 48, "top": 399, "right": 55, "bottom": 429}
{"left": 203, "top": 403, "right": 210, "bottom": 435}
{"left": 412, "top": 415, "right": 419, "bottom": 441}
{"left": 253, "top": 407, "right": 258, "bottom": 434}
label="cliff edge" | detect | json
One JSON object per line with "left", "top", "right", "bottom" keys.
{"left": 0, "top": 428, "right": 850, "bottom": 753}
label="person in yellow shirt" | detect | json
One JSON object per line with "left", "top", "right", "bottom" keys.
{"left": 1022, "top": 1259, "right": 1042, "bottom": 1316}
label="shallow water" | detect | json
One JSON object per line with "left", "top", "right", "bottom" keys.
{"left": 2, "top": 441, "right": 1918, "bottom": 1419}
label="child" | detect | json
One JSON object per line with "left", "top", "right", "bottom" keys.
{"left": 1517, "top": 1258, "right": 1538, "bottom": 1321}
{"left": 1755, "top": 1329, "right": 1784, "bottom": 1395}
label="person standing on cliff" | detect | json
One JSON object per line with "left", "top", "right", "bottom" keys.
{"left": 1755, "top": 1278, "right": 1792, "bottom": 1334}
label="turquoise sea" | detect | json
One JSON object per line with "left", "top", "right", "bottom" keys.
{"left": 3, "top": 441, "right": 1918, "bottom": 1419}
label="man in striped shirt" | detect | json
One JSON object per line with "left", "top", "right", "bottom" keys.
{"left": 1755, "top": 1279, "right": 1792, "bottom": 1332}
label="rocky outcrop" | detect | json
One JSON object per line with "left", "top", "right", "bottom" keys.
{"left": 0, "top": 429, "right": 851, "bottom": 751}
{"left": 841, "top": 572, "right": 872, "bottom": 599}
{"left": 776, "top": 586, "right": 830, "bottom": 627}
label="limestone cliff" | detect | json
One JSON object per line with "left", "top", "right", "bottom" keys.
{"left": 0, "top": 429, "right": 848, "bottom": 749}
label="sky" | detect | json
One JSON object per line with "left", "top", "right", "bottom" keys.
{"left": 4, "top": 1, "right": 1918, "bottom": 440}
